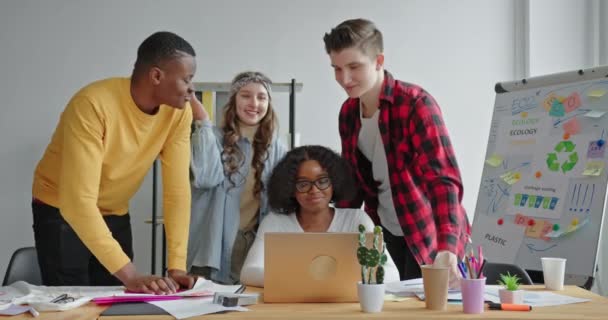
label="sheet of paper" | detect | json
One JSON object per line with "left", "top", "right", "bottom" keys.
{"left": 587, "top": 140, "right": 606, "bottom": 159}
{"left": 545, "top": 217, "right": 589, "bottom": 239}
{"left": 478, "top": 219, "right": 526, "bottom": 263}
{"left": 0, "top": 304, "right": 32, "bottom": 316}
{"left": 585, "top": 110, "right": 607, "bottom": 118}
{"left": 385, "top": 278, "right": 459, "bottom": 297}
{"left": 588, "top": 89, "right": 606, "bottom": 98}
{"left": 150, "top": 297, "right": 248, "bottom": 320}
{"left": 385, "top": 278, "right": 423, "bottom": 296}
{"left": 3, "top": 281, "right": 124, "bottom": 311}
{"left": 583, "top": 161, "right": 604, "bottom": 176}
{"left": 484, "top": 285, "right": 590, "bottom": 307}
{"left": 384, "top": 294, "right": 411, "bottom": 302}
{"left": 94, "top": 278, "right": 241, "bottom": 302}
{"left": 415, "top": 291, "right": 498, "bottom": 303}
{"left": 500, "top": 171, "right": 521, "bottom": 185}
{"left": 509, "top": 175, "right": 567, "bottom": 219}
{"left": 485, "top": 154, "right": 504, "bottom": 167}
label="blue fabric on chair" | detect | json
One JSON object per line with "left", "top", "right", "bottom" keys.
{"left": 2, "top": 247, "right": 42, "bottom": 286}
{"left": 483, "top": 262, "right": 533, "bottom": 285}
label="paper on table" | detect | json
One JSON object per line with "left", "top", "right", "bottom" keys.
{"left": 414, "top": 291, "right": 498, "bottom": 303}
{"left": 93, "top": 295, "right": 186, "bottom": 304}
{"left": 385, "top": 278, "right": 424, "bottom": 296}
{"left": 384, "top": 294, "right": 411, "bottom": 302}
{"left": 1, "top": 281, "right": 124, "bottom": 311}
{"left": 412, "top": 284, "right": 590, "bottom": 307}
{"left": 0, "top": 304, "right": 32, "bottom": 316}
{"left": 484, "top": 285, "right": 590, "bottom": 307}
{"left": 0, "top": 283, "right": 32, "bottom": 309}
{"left": 93, "top": 277, "right": 241, "bottom": 305}
{"left": 150, "top": 297, "right": 248, "bottom": 320}
{"left": 385, "top": 278, "right": 459, "bottom": 297}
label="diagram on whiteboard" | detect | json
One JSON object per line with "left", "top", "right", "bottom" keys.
{"left": 472, "top": 72, "right": 608, "bottom": 279}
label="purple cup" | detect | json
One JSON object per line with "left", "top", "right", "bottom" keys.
{"left": 460, "top": 277, "right": 486, "bottom": 314}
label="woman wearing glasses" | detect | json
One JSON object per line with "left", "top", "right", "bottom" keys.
{"left": 240, "top": 145, "right": 399, "bottom": 287}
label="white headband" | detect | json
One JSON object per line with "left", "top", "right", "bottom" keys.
{"left": 230, "top": 73, "right": 272, "bottom": 98}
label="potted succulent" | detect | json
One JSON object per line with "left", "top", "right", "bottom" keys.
{"left": 498, "top": 272, "right": 525, "bottom": 304}
{"left": 356, "top": 224, "right": 387, "bottom": 313}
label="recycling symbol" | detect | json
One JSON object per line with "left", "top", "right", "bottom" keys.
{"left": 546, "top": 141, "right": 578, "bottom": 173}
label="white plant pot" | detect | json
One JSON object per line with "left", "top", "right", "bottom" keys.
{"left": 498, "top": 289, "right": 524, "bottom": 304}
{"left": 357, "top": 282, "right": 385, "bottom": 313}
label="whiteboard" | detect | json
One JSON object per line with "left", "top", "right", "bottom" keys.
{"left": 471, "top": 66, "right": 608, "bottom": 285}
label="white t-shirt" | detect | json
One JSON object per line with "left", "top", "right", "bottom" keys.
{"left": 239, "top": 208, "right": 401, "bottom": 287}
{"left": 358, "top": 109, "right": 403, "bottom": 236}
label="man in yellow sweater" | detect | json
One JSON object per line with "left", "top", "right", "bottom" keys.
{"left": 31, "top": 31, "right": 196, "bottom": 294}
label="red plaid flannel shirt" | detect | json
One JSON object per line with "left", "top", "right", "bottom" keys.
{"left": 337, "top": 71, "right": 470, "bottom": 265}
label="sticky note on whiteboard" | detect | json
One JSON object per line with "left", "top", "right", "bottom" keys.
{"left": 485, "top": 154, "right": 503, "bottom": 167}
{"left": 585, "top": 110, "right": 607, "bottom": 118}
{"left": 588, "top": 89, "right": 606, "bottom": 98}
{"left": 562, "top": 118, "right": 581, "bottom": 135}
{"left": 583, "top": 161, "right": 604, "bottom": 176}
{"left": 500, "top": 171, "right": 521, "bottom": 185}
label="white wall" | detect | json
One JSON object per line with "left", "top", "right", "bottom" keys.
{"left": 529, "top": 0, "right": 592, "bottom": 76}
{"left": 0, "top": 0, "right": 515, "bottom": 279}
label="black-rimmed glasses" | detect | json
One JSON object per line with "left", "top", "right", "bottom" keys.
{"left": 50, "top": 293, "right": 74, "bottom": 304}
{"left": 295, "top": 177, "right": 332, "bottom": 193}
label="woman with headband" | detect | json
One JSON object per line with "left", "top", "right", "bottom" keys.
{"left": 187, "top": 71, "right": 287, "bottom": 284}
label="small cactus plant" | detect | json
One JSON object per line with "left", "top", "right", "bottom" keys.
{"left": 498, "top": 272, "right": 521, "bottom": 291}
{"left": 357, "top": 224, "right": 388, "bottom": 284}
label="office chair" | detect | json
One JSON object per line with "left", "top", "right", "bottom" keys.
{"left": 2, "top": 247, "right": 43, "bottom": 286}
{"left": 482, "top": 262, "right": 533, "bottom": 285}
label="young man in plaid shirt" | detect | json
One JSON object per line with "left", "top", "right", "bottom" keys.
{"left": 324, "top": 19, "right": 470, "bottom": 287}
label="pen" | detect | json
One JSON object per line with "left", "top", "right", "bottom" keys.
{"left": 469, "top": 249, "right": 476, "bottom": 273}
{"left": 488, "top": 303, "right": 532, "bottom": 311}
{"left": 457, "top": 262, "right": 467, "bottom": 278}
{"left": 29, "top": 307, "right": 40, "bottom": 317}
{"left": 461, "top": 260, "right": 469, "bottom": 278}
{"left": 465, "top": 257, "right": 474, "bottom": 279}
{"left": 470, "top": 256, "right": 478, "bottom": 276}
{"left": 478, "top": 245, "right": 484, "bottom": 278}
{"left": 477, "top": 259, "right": 486, "bottom": 279}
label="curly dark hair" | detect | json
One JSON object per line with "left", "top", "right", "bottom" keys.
{"left": 133, "top": 31, "right": 196, "bottom": 75}
{"left": 267, "top": 145, "right": 356, "bottom": 214}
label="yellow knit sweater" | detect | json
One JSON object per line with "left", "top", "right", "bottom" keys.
{"left": 33, "top": 78, "right": 192, "bottom": 273}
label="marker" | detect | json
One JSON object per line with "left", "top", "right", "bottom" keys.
{"left": 29, "top": 307, "right": 40, "bottom": 317}
{"left": 476, "top": 259, "right": 487, "bottom": 279}
{"left": 477, "top": 246, "right": 484, "bottom": 277}
{"left": 488, "top": 303, "right": 532, "bottom": 311}
{"left": 457, "top": 262, "right": 467, "bottom": 278}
